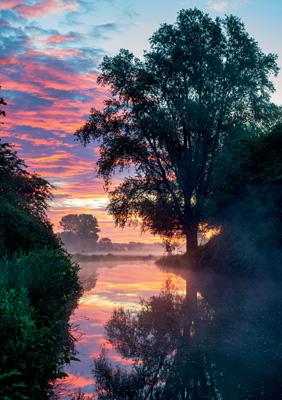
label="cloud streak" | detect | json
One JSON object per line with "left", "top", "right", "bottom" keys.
{"left": 1, "top": 0, "right": 79, "bottom": 18}
{"left": 207, "top": 0, "right": 248, "bottom": 12}
{"left": 0, "top": 5, "right": 122, "bottom": 237}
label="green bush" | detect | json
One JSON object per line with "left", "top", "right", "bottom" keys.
{"left": 0, "top": 249, "right": 81, "bottom": 399}
{"left": 0, "top": 198, "right": 59, "bottom": 256}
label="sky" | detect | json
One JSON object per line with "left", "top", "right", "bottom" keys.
{"left": 1, "top": 0, "right": 282, "bottom": 242}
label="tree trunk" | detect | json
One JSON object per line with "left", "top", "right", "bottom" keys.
{"left": 186, "top": 223, "right": 198, "bottom": 256}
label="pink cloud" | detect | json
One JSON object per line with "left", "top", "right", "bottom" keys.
{"left": 47, "top": 34, "right": 77, "bottom": 44}
{"left": 62, "top": 373, "right": 94, "bottom": 389}
{"left": 0, "top": 14, "right": 157, "bottom": 244}
{"left": 1, "top": 0, "right": 79, "bottom": 19}
{"left": 1, "top": 1, "right": 21, "bottom": 7}
{"left": 6, "top": 0, "right": 79, "bottom": 18}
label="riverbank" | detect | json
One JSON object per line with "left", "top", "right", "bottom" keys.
{"left": 157, "top": 233, "right": 282, "bottom": 280}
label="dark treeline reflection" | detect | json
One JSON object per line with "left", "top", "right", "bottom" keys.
{"left": 93, "top": 268, "right": 282, "bottom": 400}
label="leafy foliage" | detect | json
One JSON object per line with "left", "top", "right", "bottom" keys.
{"left": 59, "top": 213, "right": 100, "bottom": 252}
{"left": 0, "top": 87, "right": 6, "bottom": 120}
{"left": 0, "top": 95, "right": 82, "bottom": 398}
{"left": 200, "top": 123, "right": 282, "bottom": 276}
{"left": 60, "top": 214, "right": 100, "bottom": 241}
{"left": 0, "top": 141, "right": 58, "bottom": 255}
{"left": 76, "top": 8, "right": 279, "bottom": 251}
{"left": 0, "top": 249, "right": 81, "bottom": 399}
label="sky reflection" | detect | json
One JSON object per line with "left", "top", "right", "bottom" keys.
{"left": 60, "top": 260, "right": 185, "bottom": 397}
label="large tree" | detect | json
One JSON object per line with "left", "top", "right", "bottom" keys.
{"left": 76, "top": 8, "right": 278, "bottom": 254}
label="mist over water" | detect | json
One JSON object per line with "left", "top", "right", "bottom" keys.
{"left": 59, "top": 259, "right": 282, "bottom": 399}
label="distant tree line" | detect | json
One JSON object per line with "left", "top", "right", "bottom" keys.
{"left": 58, "top": 214, "right": 163, "bottom": 254}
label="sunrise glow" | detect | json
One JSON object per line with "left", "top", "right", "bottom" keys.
{"left": 1, "top": 0, "right": 281, "bottom": 242}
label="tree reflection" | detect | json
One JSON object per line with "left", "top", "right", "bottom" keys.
{"left": 93, "top": 272, "right": 282, "bottom": 399}
{"left": 93, "top": 280, "right": 219, "bottom": 399}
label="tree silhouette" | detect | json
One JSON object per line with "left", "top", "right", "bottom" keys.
{"left": 0, "top": 141, "right": 57, "bottom": 254}
{"left": 76, "top": 8, "right": 278, "bottom": 255}
{"left": 60, "top": 214, "right": 100, "bottom": 241}
{"left": 94, "top": 281, "right": 219, "bottom": 399}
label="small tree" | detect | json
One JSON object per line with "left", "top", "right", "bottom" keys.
{"left": 76, "top": 8, "right": 278, "bottom": 255}
{"left": 99, "top": 237, "right": 112, "bottom": 244}
{"left": 60, "top": 214, "right": 100, "bottom": 242}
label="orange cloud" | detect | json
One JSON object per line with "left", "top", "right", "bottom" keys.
{"left": 5, "top": 132, "right": 74, "bottom": 148}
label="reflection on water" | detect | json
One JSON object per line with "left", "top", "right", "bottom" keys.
{"left": 60, "top": 260, "right": 186, "bottom": 397}
{"left": 60, "top": 261, "right": 282, "bottom": 399}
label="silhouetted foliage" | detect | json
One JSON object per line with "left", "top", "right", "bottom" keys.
{"left": 0, "top": 98, "right": 82, "bottom": 398}
{"left": 98, "top": 237, "right": 113, "bottom": 252}
{"left": 199, "top": 123, "right": 282, "bottom": 276}
{"left": 99, "top": 237, "right": 112, "bottom": 244}
{"left": 59, "top": 214, "right": 100, "bottom": 252}
{"left": 60, "top": 214, "right": 100, "bottom": 240}
{"left": 0, "top": 141, "right": 58, "bottom": 255}
{"left": 76, "top": 8, "right": 279, "bottom": 253}
{"left": 0, "top": 87, "right": 6, "bottom": 121}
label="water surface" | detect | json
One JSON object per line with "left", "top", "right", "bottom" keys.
{"left": 60, "top": 259, "right": 282, "bottom": 399}
{"left": 61, "top": 260, "right": 186, "bottom": 397}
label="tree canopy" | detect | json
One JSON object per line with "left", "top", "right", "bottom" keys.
{"left": 76, "top": 8, "right": 279, "bottom": 253}
{"left": 60, "top": 214, "right": 100, "bottom": 241}
{"left": 0, "top": 140, "right": 59, "bottom": 255}
{"left": 199, "top": 123, "right": 282, "bottom": 276}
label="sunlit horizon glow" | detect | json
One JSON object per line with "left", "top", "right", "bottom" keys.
{"left": 1, "top": 0, "right": 281, "bottom": 242}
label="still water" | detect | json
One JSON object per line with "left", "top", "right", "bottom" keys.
{"left": 60, "top": 260, "right": 186, "bottom": 397}
{"left": 59, "top": 259, "right": 282, "bottom": 399}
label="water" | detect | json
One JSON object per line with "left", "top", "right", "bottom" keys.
{"left": 58, "top": 259, "right": 282, "bottom": 399}
{"left": 59, "top": 260, "right": 186, "bottom": 397}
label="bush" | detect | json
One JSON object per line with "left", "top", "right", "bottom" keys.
{"left": 0, "top": 249, "right": 82, "bottom": 399}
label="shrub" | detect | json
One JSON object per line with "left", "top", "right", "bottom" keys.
{"left": 0, "top": 249, "right": 82, "bottom": 399}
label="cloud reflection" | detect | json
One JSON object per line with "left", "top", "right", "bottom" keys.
{"left": 60, "top": 260, "right": 185, "bottom": 396}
